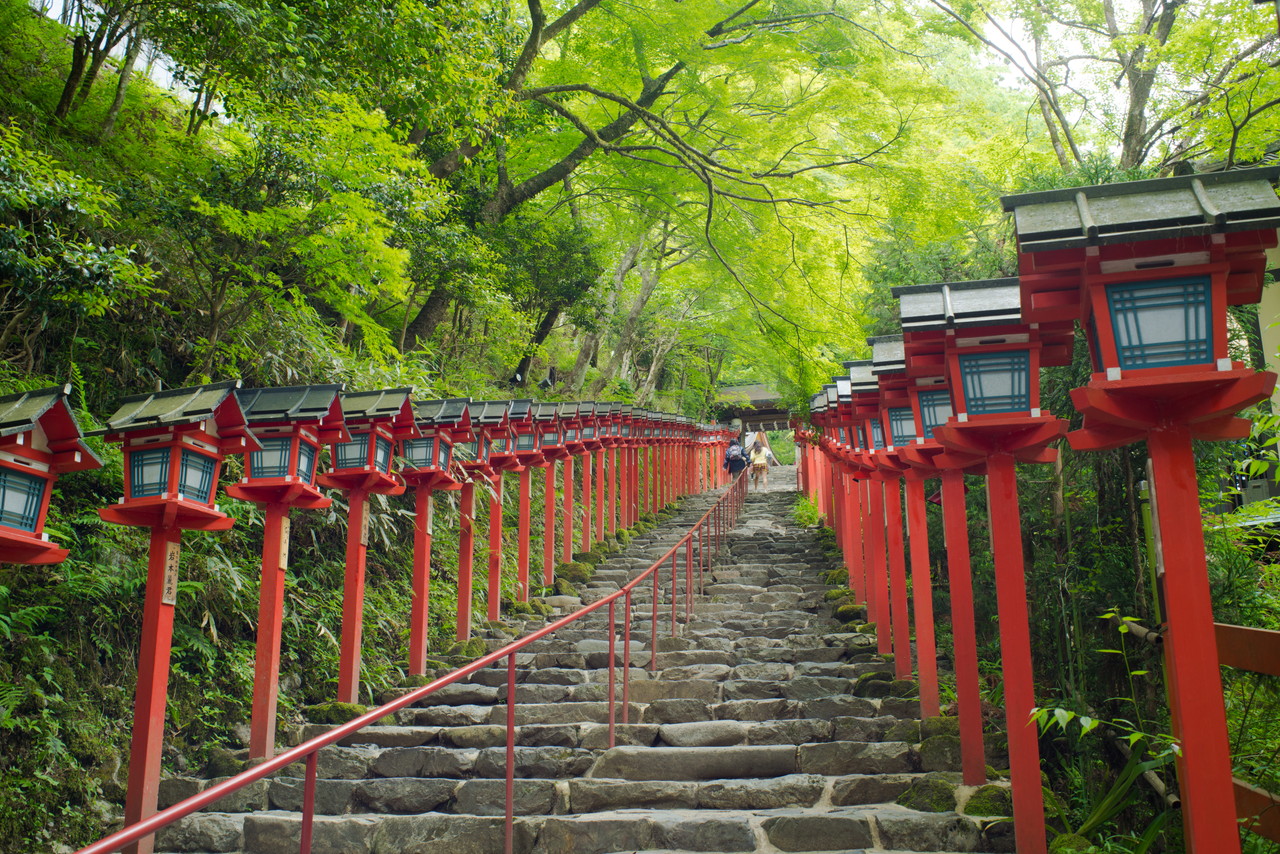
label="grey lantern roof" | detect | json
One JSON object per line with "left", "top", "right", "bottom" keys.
{"left": 810, "top": 391, "right": 826, "bottom": 413}
{"left": 618, "top": 404, "right": 633, "bottom": 418}
{"left": 869, "top": 336, "right": 906, "bottom": 375}
{"left": 468, "top": 400, "right": 510, "bottom": 425}
{"left": 0, "top": 386, "right": 73, "bottom": 438}
{"left": 847, "top": 360, "right": 878, "bottom": 394}
{"left": 823, "top": 384, "right": 839, "bottom": 405}
{"left": 835, "top": 377, "right": 852, "bottom": 401}
{"left": 506, "top": 399, "right": 533, "bottom": 421}
{"left": 339, "top": 388, "right": 414, "bottom": 421}
{"left": 235, "top": 385, "right": 343, "bottom": 424}
{"left": 578, "top": 402, "right": 597, "bottom": 418}
{"left": 101, "top": 380, "right": 243, "bottom": 433}
{"left": 557, "top": 402, "right": 580, "bottom": 419}
{"left": 1000, "top": 166, "right": 1280, "bottom": 253}
{"left": 530, "top": 402, "right": 559, "bottom": 422}
{"left": 415, "top": 397, "right": 470, "bottom": 427}
{"left": 893, "top": 279, "right": 1022, "bottom": 331}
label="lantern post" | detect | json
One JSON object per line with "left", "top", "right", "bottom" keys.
{"left": 1005, "top": 167, "right": 1280, "bottom": 853}
{"left": 848, "top": 362, "right": 893, "bottom": 655}
{"left": 471, "top": 401, "right": 515, "bottom": 622}
{"left": 891, "top": 323, "right": 986, "bottom": 778}
{"left": 578, "top": 402, "right": 597, "bottom": 548}
{"left": 316, "top": 389, "right": 418, "bottom": 703}
{"left": 503, "top": 399, "right": 544, "bottom": 602}
{"left": 0, "top": 386, "right": 101, "bottom": 566}
{"left": 402, "top": 398, "right": 468, "bottom": 673}
{"left": 225, "top": 385, "right": 348, "bottom": 759}
{"left": 534, "top": 403, "right": 565, "bottom": 586}
{"left": 897, "top": 278, "right": 1075, "bottom": 854}
{"left": 449, "top": 400, "right": 502, "bottom": 638}
{"left": 559, "top": 403, "right": 584, "bottom": 562}
{"left": 96, "top": 381, "right": 257, "bottom": 854}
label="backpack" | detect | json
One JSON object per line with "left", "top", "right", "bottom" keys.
{"left": 726, "top": 444, "right": 744, "bottom": 462}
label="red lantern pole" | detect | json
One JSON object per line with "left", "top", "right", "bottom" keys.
{"left": 581, "top": 451, "right": 593, "bottom": 549}
{"left": 903, "top": 472, "right": 939, "bottom": 718}
{"left": 843, "top": 468, "right": 864, "bottom": 602}
{"left": 986, "top": 452, "right": 1047, "bottom": 854}
{"left": 517, "top": 467, "right": 531, "bottom": 601}
{"left": 595, "top": 448, "right": 605, "bottom": 541}
{"left": 941, "top": 467, "right": 986, "bottom": 785}
{"left": 884, "top": 475, "right": 912, "bottom": 679}
{"left": 542, "top": 463, "right": 556, "bottom": 585}
{"left": 486, "top": 473, "right": 504, "bottom": 621}
{"left": 249, "top": 503, "right": 290, "bottom": 757}
{"left": 865, "top": 476, "right": 890, "bottom": 655}
{"left": 607, "top": 448, "right": 618, "bottom": 535}
{"left": 122, "top": 525, "right": 181, "bottom": 854}
{"left": 562, "top": 456, "right": 575, "bottom": 564}
{"left": 1147, "top": 424, "right": 1241, "bottom": 850}
{"left": 337, "top": 490, "right": 370, "bottom": 703}
{"left": 456, "top": 481, "right": 476, "bottom": 641}
{"left": 408, "top": 484, "right": 435, "bottom": 674}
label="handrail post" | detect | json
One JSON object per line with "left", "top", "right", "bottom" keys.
{"left": 685, "top": 538, "right": 693, "bottom": 623}
{"left": 623, "top": 591, "right": 632, "bottom": 725}
{"left": 670, "top": 553, "right": 678, "bottom": 636}
{"left": 651, "top": 570, "right": 659, "bottom": 673}
{"left": 607, "top": 599, "right": 617, "bottom": 748}
{"left": 299, "top": 752, "right": 317, "bottom": 854}
{"left": 505, "top": 651, "right": 516, "bottom": 854}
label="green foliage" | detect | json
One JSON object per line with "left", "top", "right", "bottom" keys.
{"left": 791, "top": 495, "right": 822, "bottom": 528}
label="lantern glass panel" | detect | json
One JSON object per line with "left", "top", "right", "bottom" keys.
{"left": 541, "top": 431, "right": 560, "bottom": 446}
{"left": 516, "top": 433, "right": 536, "bottom": 451}
{"left": 454, "top": 440, "right": 477, "bottom": 461}
{"left": 491, "top": 437, "right": 508, "bottom": 453}
{"left": 0, "top": 468, "right": 45, "bottom": 532}
{"left": 1106, "top": 275, "right": 1212, "bottom": 369}
{"left": 437, "top": 441, "right": 452, "bottom": 469}
{"left": 621, "top": 424, "right": 631, "bottom": 436}
{"left": 917, "top": 389, "right": 952, "bottom": 439}
{"left": 130, "top": 447, "right": 170, "bottom": 498}
{"left": 958, "top": 350, "right": 1031, "bottom": 414}
{"left": 478, "top": 438, "right": 490, "bottom": 461}
{"left": 403, "top": 437, "right": 436, "bottom": 468}
{"left": 565, "top": 428, "right": 579, "bottom": 442}
{"left": 335, "top": 434, "right": 369, "bottom": 469}
{"left": 870, "top": 420, "right": 885, "bottom": 450}
{"left": 179, "top": 450, "right": 217, "bottom": 503}
{"left": 297, "top": 441, "right": 317, "bottom": 483}
{"left": 838, "top": 427, "right": 847, "bottom": 445}
{"left": 888, "top": 407, "right": 916, "bottom": 445}
{"left": 582, "top": 426, "right": 595, "bottom": 439}
{"left": 250, "top": 437, "right": 292, "bottom": 479}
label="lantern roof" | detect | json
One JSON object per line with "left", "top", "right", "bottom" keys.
{"left": 235, "top": 384, "right": 345, "bottom": 426}
{"left": 578, "top": 401, "right": 597, "bottom": 418}
{"left": 338, "top": 388, "right": 418, "bottom": 437}
{"left": 618, "top": 404, "right": 633, "bottom": 418}
{"left": 468, "top": 399, "right": 510, "bottom": 425}
{"left": 1000, "top": 166, "right": 1280, "bottom": 254}
{"left": 557, "top": 402, "right": 580, "bottom": 420}
{"left": 505, "top": 399, "right": 533, "bottom": 421}
{"left": 0, "top": 385, "right": 101, "bottom": 472}
{"left": 833, "top": 378, "right": 852, "bottom": 402}
{"left": 99, "top": 379, "right": 248, "bottom": 435}
{"left": 893, "top": 279, "right": 1022, "bottom": 330}
{"left": 415, "top": 397, "right": 471, "bottom": 428}
{"left": 847, "top": 360, "right": 878, "bottom": 394}
{"left": 869, "top": 336, "right": 907, "bottom": 375}
{"left": 530, "top": 402, "right": 559, "bottom": 422}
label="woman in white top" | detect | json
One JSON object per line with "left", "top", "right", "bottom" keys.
{"left": 748, "top": 432, "right": 774, "bottom": 490}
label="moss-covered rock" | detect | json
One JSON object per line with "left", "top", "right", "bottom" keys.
{"left": 963, "top": 783, "right": 1012, "bottom": 817}
{"left": 552, "top": 577, "right": 579, "bottom": 597}
{"left": 204, "top": 746, "right": 247, "bottom": 777}
{"left": 921, "top": 716, "right": 961, "bottom": 740}
{"left": 888, "top": 679, "right": 918, "bottom": 698}
{"left": 918, "top": 734, "right": 963, "bottom": 772}
{"left": 853, "top": 673, "right": 893, "bottom": 698}
{"left": 833, "top": 602, "right": 866, "bottom": 622}
{"left": 1049, "top": 833, "right": 1092, "bottom": 852}
{"left": 822, "top": 567, "right": 849, "bottom": 585}
{"left": 895, "top": 775, "right": 957, "bottom": 812}
{"left": 823, "top": 588, "right": 853, "bottom": 602}
{"left": 615, "top": 529, "right": 632, "bottom": 545}
{"left": 304, "top": 701, "right": 369, "bottom": 726}
{"left": 886, "top": 719, "right": 921, "bottom": 743}
{"left": 558, "top": 562, "right": 595, "bottom": 583}
{"left": 446, "top": 638, "right": 488, "bottom": 660}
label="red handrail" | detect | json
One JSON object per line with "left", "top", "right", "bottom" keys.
{"left": 76, "top": 470, "right": 748, "bottom": 854}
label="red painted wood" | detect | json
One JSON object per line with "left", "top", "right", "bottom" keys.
{"left": 249, "top": 503, "right": 289, "bottom": 758}
{"left": 866, "top": 478, "right": 891, "bottom": 655}
{"left": 595, "top": 448, "right": 606, "bottom": 543}
{"left": 337, "top": 491, "right": 369, "bottom": 703}
{"left": 487, "top": 474, "right": 504, "bottom": 622}
{"left": 608, "top": 448, "right": 618, "bottom": 536}
{"left": 408, "top": 485, "right": 434, "bottom": 675}
{"left": 517, "top": 468, "right": 531, "bottom": 602}
{"left": 985, "top": 454, "right": 1047, "bottom": 854}
{"left": 1149, "top": 425, "right": 1243, "bottom": 854}
{"left": 562, "top": 456, "right": 575, "bottom": 564}
{"left": 542, "top": 464, "right": 556, "bottom": 586}
{"left": 122, "top": 526, "right": 181, "bottom": 854}
{"left": 904, "top": 475, "right": 940, "bottom": 718}
{"left": 582, "top": 452, "right": 593, "bottom": 549}
{"left": 457, "top": 482, "right": 476, "bottom": 642}
{"left": 884, "top": 475, "right": 912, "bottom": 679}
{"left": 844, "top": 470, "right": 863, "bottom": 603}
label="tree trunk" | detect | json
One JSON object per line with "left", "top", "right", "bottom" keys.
{"left": 513, "top": 308, "right": 561, "bottom": 386}
{"left": 565, "top": 237, "right": 642, "bottom": 391}
{"left": 635, "top": 336, "right": 676, "bottom": 404}
{"left": 101, "top": 21, "right": 143, "bottom": 139}
{"left": 401, "top": 283, "right": 453, "bottom": 352}
{"left": 590, "top": 253, "right": 661, "bottom": 395}
{"left": 54, "top": 35, "right": 90, "bottom": 119}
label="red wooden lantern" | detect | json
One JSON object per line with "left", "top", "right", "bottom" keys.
{"left": 466, "top": 400, "right": 518, "bottom": 623}
{"left": 224, "top": 384, "right": 348, "bottom": 760}
{"left": 96, "top": 380, "right": 257, "bottom": 854}
{"left": 315, "top": 388, "right": 418, "bottom": 704}
{"left": 1004, "top": 167, "right": 1280, "bottom": 854}
{"left": 0, "top": 385, "right": 101, "bottom": 565}
{"left": 530, "top": 402, "right": 563, "bottom": 586}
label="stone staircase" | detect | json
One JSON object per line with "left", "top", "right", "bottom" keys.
{"left": 151, "top": 467, "right": 1012, "bottom": 854}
